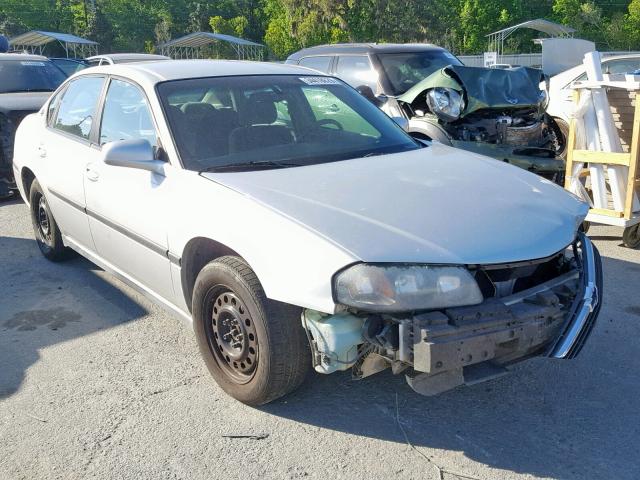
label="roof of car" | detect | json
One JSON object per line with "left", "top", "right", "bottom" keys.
{"left": 0, "top": 53, "right": 49, "bottom": 61}
{"left": 86, "top": 53, "right": 170, "bottom": 61}
{"left": 550, "top": 53, "right": 640, "bottom": 85}
{"left": 74, "top": 59, "right": 324, "bottom": 88}
{"left": 286, "top": 43, "right": 447, "bottom": 60}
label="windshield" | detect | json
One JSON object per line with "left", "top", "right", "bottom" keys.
{"left": 0, "top": 59, "right": 67, "bottom": 93}
{"left": 50, "top": 58, "right": 88, "bottom": 76}
{"left": 377, "top": 51, "right": 463, "bottom": 95}
{"left": 157, "top": 75, "right": 419, "bottom": 172}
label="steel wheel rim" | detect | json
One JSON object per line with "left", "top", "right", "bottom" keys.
{"left": 206, "top": 289, "right": 258, "bottom": 384}
{"left": 36, "top": 195, "right": 52, "bottom": 244}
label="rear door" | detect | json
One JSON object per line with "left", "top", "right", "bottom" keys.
{"left": 297, "top": 56, "right": 333, "bottom": 74}
{"left": 39, "top": 75, "right": 105, "bottom": 251}
{"left": 335, "top": 55, "right": 378, "bottom": 92}
{"left": 83, "top": 77, "right": 175, "bottom": 300}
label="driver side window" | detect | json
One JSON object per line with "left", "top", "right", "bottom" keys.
{"left": 100, "top": 79, "right": 157, "bottom": 148}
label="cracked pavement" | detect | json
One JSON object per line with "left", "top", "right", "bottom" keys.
{"left": 1, "top": 197, "right": 640, "bottom": 480}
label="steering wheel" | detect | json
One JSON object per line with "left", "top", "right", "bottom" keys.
{"left": 317, "top": 118, "right": 343, "bottom": 130}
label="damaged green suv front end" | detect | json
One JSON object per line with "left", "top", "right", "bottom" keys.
{"left": 397, "top": 65, "right": 566, "bottom": 183}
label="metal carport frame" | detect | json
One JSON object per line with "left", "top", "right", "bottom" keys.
{"left": 487, "top": 19, "right": 575, "bottom": 60}
{"left": 9, "top": 30, "right": 99, "bottom": 58}
{"left": 158, "top": 32, "right": 264, "bottom": 61}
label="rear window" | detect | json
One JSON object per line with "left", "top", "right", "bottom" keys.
{"left": 0, "top": 59, "right": 66, "bottom": 94}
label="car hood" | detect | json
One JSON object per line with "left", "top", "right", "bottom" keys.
{"left": 0, "top": 92, "right": 51, "bottom": 114}
{"left": 202, "top": 144, "right": 587, "bottom": 265}
{"left": 398, "top": 65, "right": 547, "bottom": 117}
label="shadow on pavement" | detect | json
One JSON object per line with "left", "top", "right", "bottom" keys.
{"left": 0, "top": 236, "right": 148, "bottom": 399}
{"left": 262, "top": 254, "right": 640, "bottom": 480}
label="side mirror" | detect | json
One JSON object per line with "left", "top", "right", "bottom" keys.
{"left": 391, "top": 116, "right": 409, "bottom": 132}
{"left": 356, "top": 85, "right": 383, "bottom": 107}
{"left": 102, "top": 139, "right": 165, "bottom": 175}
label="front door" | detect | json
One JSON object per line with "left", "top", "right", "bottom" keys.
{"left": 84, "top": 77, "right": 175, "bottom": 301}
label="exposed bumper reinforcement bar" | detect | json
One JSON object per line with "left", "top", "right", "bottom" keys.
{"left": 547, "top": 232, "right": 602, "bottom": 359}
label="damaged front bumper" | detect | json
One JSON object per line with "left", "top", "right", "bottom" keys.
{"left": 304, "top": 233, "right": 602, "bottom": 396}
{"left": 401, "top": 234, "right": 601, "bottom": 395}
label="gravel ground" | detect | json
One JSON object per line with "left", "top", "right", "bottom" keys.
{"left": 1, "top": 197, "right": 639, "bottom": 480}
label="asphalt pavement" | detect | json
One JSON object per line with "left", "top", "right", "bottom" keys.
{"left": 1, "top": 197, "right": 639, "bottom": 480}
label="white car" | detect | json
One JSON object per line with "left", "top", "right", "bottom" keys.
{"left": 13, "top": 60, "right": 601, "bottom": 405}
{"left": 546, "top": 54, "right": 640, "bottom": 141}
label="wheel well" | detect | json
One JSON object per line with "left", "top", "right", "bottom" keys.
{"left": 181, "top": 237, "right": 242, "bottom": 312}
{"left": 21, "top": 167, "right": 36, "bottom": 201}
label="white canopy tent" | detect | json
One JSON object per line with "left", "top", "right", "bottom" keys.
{"left": 158, "top": 32, "right": 264, "bottom": 60}
{"left": 10, "top": 30, "right": 98, "bottom": 57}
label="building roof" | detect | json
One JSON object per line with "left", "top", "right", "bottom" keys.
{"left": 10, "top": 30, "right": 98, "bottom": 47}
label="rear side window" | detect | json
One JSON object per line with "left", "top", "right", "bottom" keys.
{"left": 335, "top": 55, "right": 378, "bottom": 91}
{"left": 47, "top": 88, "right": 64, "bottom": 126}
{"left": 53, "top": 76, "right": 104, "bottom": 140}
{"left": 99, "top": 79, "right": 157, "bottom": 147}
{"left": 298, "top": 56, "right": 332, "bottom": 73}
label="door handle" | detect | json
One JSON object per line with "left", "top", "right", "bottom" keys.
{"left": 37, "top": 145, "right": 47, "bottom": 158}
{"left": 85, "top": 165, "right": 99, "bottom": 182}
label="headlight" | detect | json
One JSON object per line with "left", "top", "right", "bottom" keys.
{"left": 334, "top": 264, "right": 483, "bottom": 312}
{"left": 539, "top": 89, "right": 549, "bottom": 110}
{"left": 426, "top": 87, "right": 464, "bottom": 121}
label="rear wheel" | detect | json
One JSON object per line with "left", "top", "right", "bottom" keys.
{"left": 29, "top": 179, "right": 75, "bottom": 261}
{"left": 192, "top": 256, "right": 310, "bottom": 405}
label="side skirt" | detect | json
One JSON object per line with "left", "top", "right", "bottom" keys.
{"left": 63, "top": 235, "right": 193, "bottom": 327}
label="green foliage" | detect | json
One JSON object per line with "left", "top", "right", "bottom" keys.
{"left": 0, "top": 0, "right": 639, "bottom": 59}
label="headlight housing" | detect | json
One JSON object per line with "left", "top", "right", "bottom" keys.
{"left": 334, "top": 264, "right": 483, "bottom": 312}
{"left": 426, "top": 87, "right": 464, "bottom": 121}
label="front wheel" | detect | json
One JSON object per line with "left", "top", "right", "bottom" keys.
{"left": 192, "top": 256, "right": 310, "bottom": 405}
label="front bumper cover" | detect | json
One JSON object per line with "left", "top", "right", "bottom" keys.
{"left": 399, "top": 233, "right": 601, "bottom": 393}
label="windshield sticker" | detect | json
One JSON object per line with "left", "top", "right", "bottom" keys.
{"left": 21, "top": 61, "right": 46, "bottom": 66}
{"left": 299, "top": 76, "right": 341, "bottom": 85}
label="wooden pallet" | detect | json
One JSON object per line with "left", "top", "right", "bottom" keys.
{"left": 564, "top": 83, "right": 640, "bottom": 247}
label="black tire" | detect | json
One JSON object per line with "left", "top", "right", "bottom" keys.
{"left": 29, "top": 179, "right": 75, "bottom": 261}
{"left": 551, "top": 117, "right": 570, "bottom": 159}
{"left": 622, "top": 224, "right": 640, "bottom": 249}
{"left": 192, "top": 256, "right": 310, "bottom": 405}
